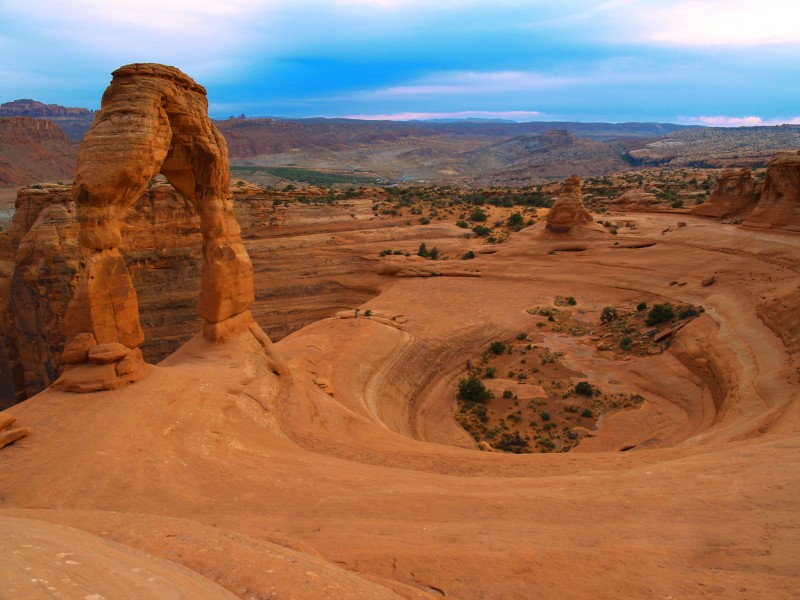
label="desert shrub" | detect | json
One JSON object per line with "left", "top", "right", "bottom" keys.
{"left": 620, "top": 336, "right": 633, "bottom": 351}
{"left": 678, "top": 305, "right": 700, "bottom": 319}
{"left": 600, "top": 306, "right": 619, "bottom": 323}
{"left": 428, "top": 247, "right": 440, "bottom": 260}
{"left": 456, "top": 220, "right": 469, "bottom": 228}
{"left": 469, "top": 207, "right": 488, "bottom": 222}
{"left": 575, "top": 381, "right": 594, "bottom": 397}
{"left": 461, "top": 251, "right": 475, "bottom": 260}
{"left": 474, "top": 408, "right": 489, "bottom": 424}
{"left": 379, "top": 249, "right": 392, "bottom": 256}
{"left": 472, "top": 225, "right": 491, "bottom": 237}
{"left": 458, "top": 376, "right": 493, "bottom": 403}
{"left": 581, "top": 408, "right": 593, "bottom": 418}
{"left": 539, "top": 411, "right": 551, "bottom": 421}
{"left": 490, "top": 341, "right": 507, "bottom": 355}
{"left": 646, "top": 303, "right": 674, "bottom": 326}
{"left": 419, "top": 216, "right": 430, "bottom": 225}
{"left": 507, "top": 212, "right": 524, "bottom": 230}
{"left": 517, "top": 332, "right": 528, "bottom": 340}
{"left": 485, "top": 367, "right": 497, "bottom": 378}
{"left": 636, "top": 302, "right": 648, "bottom": 312}
{"left": 502, "top": 390, "right": 513, "bottom": 399}
{"left": 417, "top": 243, "right": 429, "bottom": 258}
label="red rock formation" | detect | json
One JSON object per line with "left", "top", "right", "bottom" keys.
{"left": 545, "top": 175, "right": 597, "bottom": 234}
{"left": 606, "top": 188, "right": 659, "bottom": 212}
{"left": 0, "top": 117, "right": 76, "bottom": 186}
{"left": 55, "top": 63, "right": 258, "bottom": 392}
{"left": 691, "top": 168, "right": 759, "bottom": 218}
{"left": 743, "top": 151, "right": 800, "bottom": 232}
{"left": 0, "top": 184, "right": 81, "bottom": 406}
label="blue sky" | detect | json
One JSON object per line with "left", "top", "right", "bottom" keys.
{"left": 1, "top": 0, "right": 798, "bottom": 124}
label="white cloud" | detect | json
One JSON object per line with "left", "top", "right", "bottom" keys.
{"left": 594, "top": 0, "right": 800, "bottom": 46}
{"left": 679, "top": 115, "right": 800, "bottom": 127}
{"left": 357, "top": 70, "right": 580, "bottom": 100}
{"left": 342, "top": 110, "right": 543, "bottom": 121}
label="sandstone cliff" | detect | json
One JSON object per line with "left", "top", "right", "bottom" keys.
{"left": 691, "top": 168, "right": 759, "bottom": 218}
{"left": 743, "top": 151, "right": 800, "bottom": 232}
{"left": 0, "top": 183, "right": 204, "bottom": 407}
{"left": 0, "top": 117, "right": 76, "bottom": 186}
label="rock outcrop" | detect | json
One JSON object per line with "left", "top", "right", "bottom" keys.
{"left": 606, "top": 188, "right": 659, "bottom": 212}
{"left": 0, "top": 182, "right": 206, "bottom": 406}
{"left": 0, "top": 117, "right": 76, "bottom": 186}
{"left": 691, "top": 168, "right": 759, "bottom": 218}
{"left": 53, "top": 63, "right": 261, "bottom": 392}
{"left": 545, "top": 175, "right": 599, "bottom": 234}
{"left": 743, "top": 151, "right": 800, "bottom": 232}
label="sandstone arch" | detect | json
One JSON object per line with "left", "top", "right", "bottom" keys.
{"left": 55, "top": 64, "right": 257, "bottom": 392}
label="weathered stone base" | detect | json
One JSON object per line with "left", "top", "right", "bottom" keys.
{"left": 52, "top": 347, "right": 149, "bottom": 393}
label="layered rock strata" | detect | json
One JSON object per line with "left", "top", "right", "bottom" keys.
{"left": 0, "top": 183, "right": 205, "bottom": 406}
{"left": 53, "top": 62, "right": 260, "bottom": 392}
{"left": 691, "top": 168, "right": 759, "bottom": 218}
{"left": 743, "top": 151, "right": 800, "bottom": 232}
{"left": 545, "top": 175, "right": 596, "bottom": 233}
{"left": 0, "top": 117, "right": 76, "bottom": 186}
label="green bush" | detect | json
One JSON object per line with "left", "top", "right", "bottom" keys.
{"left": 575, "top": 381, "right": 594, "bottom": 396}
{"left": 490, "top": 341, "right": 506, "bottom": 355}
{"left": 636, "top": 302, "right": 648, "bottom": 312}
{"left": 581, "top": 408, "right": 593, "bottom": 418}
{"left": 469, "top": 207, "right": 488, "bottom": 222}
{"left": 419, "top": 216, "right": 430, "bottom": 225}
{"left": 600, "top": 306, "right": 619, "bottom": 323}
{"left": 461, "top": 250, "right": 475, "bottom": 260}
{"left": 646, "top": 303, "right": 674, "bottom": 327}
{"left": 472, "top": 225, "right": 491, "bottom": 237}
{"left": 417, "top": 243, "right": 429, "bottom": 258}
{"left": 457, "top": 376, "right": 493, "bottom": 403}
{"left": 507, "top": 212, "right": 524, "bottom": 230}
{"left": 620, "top": 336, "right": 633, "bottom": 351}
{"left": 456, "top": 220, "right": 469, "bottom": 228}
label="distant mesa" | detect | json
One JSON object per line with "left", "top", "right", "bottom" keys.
{"left": 0, "top": 117, "right": 76, "bottom": 186}
{"left": 51, "top": 63, "right": 283, "bottom": 393}
{"left": 0, "top": 99, "right": 94, "bottom": 118}
{"left": 691, "top": 168, "right": 759, "bottom": 219}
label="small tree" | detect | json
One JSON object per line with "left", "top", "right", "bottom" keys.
{"left": 575, "top": 381, "right": 594, "bottom": 397}
{"left": 458, "top": 376, "right": 493, "bottom": 403}
{"left": 507, "top": 212, "right": 524, "bottom": 230}
{"left": 646, "top": 303, "right": 674, "bottom": 327}
{"left": 417, "top": 243, "right": 429, "bottom": 258}
{"left": 490, "top": 341, "right": 506, "bottom": 355}
{"left": 469, "top": 207, "right": 488, "bottom": 222}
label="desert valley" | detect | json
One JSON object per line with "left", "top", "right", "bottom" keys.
{"left": 0, "top": 63, "right": 799, "bottom": 600}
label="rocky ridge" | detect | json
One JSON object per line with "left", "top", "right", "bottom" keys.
{"left": 0, "top": 117, "right": 76, "bottom": 186}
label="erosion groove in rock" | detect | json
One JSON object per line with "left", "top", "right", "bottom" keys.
{"left": 55, "top": 63, "right": 258, "bottom": 392}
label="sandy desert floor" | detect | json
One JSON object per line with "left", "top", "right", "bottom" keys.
{"left": 1, "top": 211, "right": 799, "bottom": 599}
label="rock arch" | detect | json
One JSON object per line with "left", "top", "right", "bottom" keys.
{"left": 55, "top": 64, "right": 258, "bottom": 392}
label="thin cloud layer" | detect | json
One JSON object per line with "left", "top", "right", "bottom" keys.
{"left": 0, "top": 0, "right": 797, "bottom": 123}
